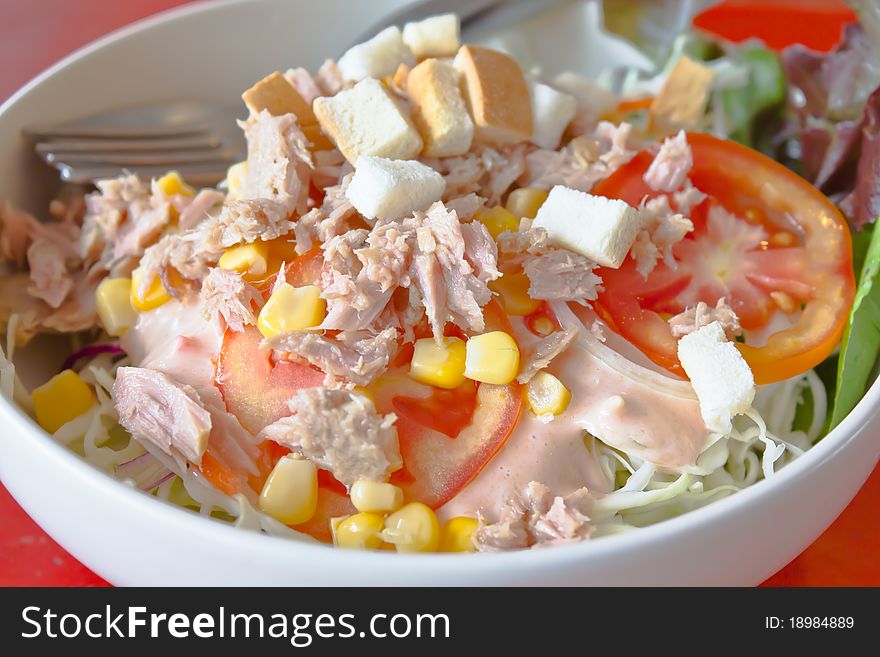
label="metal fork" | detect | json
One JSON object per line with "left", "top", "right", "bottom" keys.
{"left": 24, "top": 100, "right": 246, "bottom": 187}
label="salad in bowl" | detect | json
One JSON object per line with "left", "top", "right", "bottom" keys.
{"left": 1, "top": 5, "right": 877, "bottom": 556}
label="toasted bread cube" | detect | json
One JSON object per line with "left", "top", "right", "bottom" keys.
{"left": 454, "top": 45, "right": 532, "bottom": 146}
{"left": 338, "top": 26, "right": 415, "bottom": 82}
{"left": 650, "top": 56, "right": 714, "bottom": 133}
{"left": 346, "top": 156, "right": 446, "bottom": 222}
{"left": 677, "top": 321, "right": 755, "bottom": 434}
{"left": 407, "top": 58, "right": 474, "bottom": 157}
{"left": 533, "top": 186, "right": 641, "bottom": 268}
{"left": 529, "top": 80, "right": 577, "bottom": 149}
{"left": 402, "top": 13, "right": 460, "bottom": 59}
{"left": 242, "top": 71, "right": 316, "bottom": 124}
{"left": 313, "top": 78, "right": 423, "bottom": 164}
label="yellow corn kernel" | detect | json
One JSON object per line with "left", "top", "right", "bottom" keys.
{"left": 155, "top": 170, "right": 195, "bottom": 197}
{"left": 258, "top": 456, "right": 318, "bottom": 525}
{"left": 409, "top": 336, "right": 467, "bottom": 389}
{"left": 257, "top": 283, "right": 326, "bottom": 338}
{"left": 506, "top": 187, "right": 549, "bottom": 219}
{"left": 526, "top": 371, "right": 572, "bottom": 417}
{"left": 95, "top": 277, "right": 137, "bottom": 337}
{"left": 489, "top": 272, "right": 540, "bottom": 316}
{"left": 476, "top": 206, "right": 519, "bottom": 240}
{"left": 381, "top": 502, "right": 441, "bottom": 553}
{"left": 464, "top": 331, "right": 520, "bottom": 385}
{"left": 333, "top": 512, "right": 388, "bottom": 550}
{"left": 218, "top": 242, "right": 270, "bottom": 278}
{"left": 225, "top": 161, "right": 249, "bottom": 199}
{"left": 350, "top": 479, "right": 404, "bottom": 514}
{"left": 32, "top": 370, "right": 95, "bottom": 434}
{"left": 130, "top": 267, "right": 172, "bottom": 312}
{"left": 438, "top": 516, "right": 478, "bottom": 552}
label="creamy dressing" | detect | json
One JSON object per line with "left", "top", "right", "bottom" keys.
{"left": 120, "top": 299, "right": 222, "bottom": 390}
{"left": 441, "top": 304, "right": 712, "bottom": 521}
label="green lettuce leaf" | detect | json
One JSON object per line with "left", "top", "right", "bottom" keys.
{"left": 830, "top": 222, "right": 880, "bottom": 428}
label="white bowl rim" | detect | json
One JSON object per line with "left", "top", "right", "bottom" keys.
{"left": 1, "top": 0, "right": 879, "bottom": 576}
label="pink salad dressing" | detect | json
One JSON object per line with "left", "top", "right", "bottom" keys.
{"left": 440, "top": 306, "right": 711, "bottom": 521}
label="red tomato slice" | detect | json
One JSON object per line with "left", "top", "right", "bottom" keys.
{"left": 371, "top": 299, "right": 522, "bottom": 509}
{"left": 214, "top": 250, "right": 522, "bottom": 536}
{"left": 692, "top": 0, "right": 856, "bottom": 53}
{"left": 593, "top": 132, "right": 855, "bottom": 384}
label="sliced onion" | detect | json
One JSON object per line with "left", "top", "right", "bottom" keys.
{"left": 116, "top": 452, "right": 173, "bottom": 491}
{"left": 61, "top": 343, "right": 125, "bottom": 372}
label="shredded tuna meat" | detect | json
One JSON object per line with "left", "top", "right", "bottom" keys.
{"left": 516, "top": 328, "right": 579, "bottom": 383}
{"left": 496, "top": 225, "right": 550, "bottom": 257}
{"left": 284, "top": 67, "right": 323, "bottom": 104}
{"left": 240, "top": 109, "right": 313, "bottom": 215}
{"left": 314, "top": 59, "right": 346, "bottom": 96}
{"left": 669, "top": 298, "right": 742, "bottom": 340}
{"left": 26, "top": 238, "right": 74, "bottom": 309}
{"left": 426, "top": 144, "right": 528, "bottom": 204}
{"left": 138, "top": 198, "right": 294, "bottom": 294}
{"left": 522, "top": 249, "right": 602, "bottom": 304}
{"left": 293, "top": 174, "right": 355, "bottom": 254}
{"left": 259, "top": 388, "right": 401, "bottom": 487}
{"left": 474, "top": 482, "right": 593, "bottom": 552}
{"left": 178, "top": 189, "right": 224, "bottom": 230}
{"left": 265, "top": 327, "right": 398, "bottom": 388}
{"left": 444, "top": 193, "right": 485, "bottom": 220}
{"left": 524, "top": 122, "right": 637, "bottom": 192}
{"left": 630, "top": 194, "right": 695, "bottom": 278}
{"left": 319, "top": 202, "right": 499, "bottom": 339}
{"left": 113, "top": 366, "right": 212, "bottom": 464}
{"left": 199, "top": 268, "right": 261, "bottom": 333}
{"left": 643, "top": 130, "right": 693, "bottom": 193}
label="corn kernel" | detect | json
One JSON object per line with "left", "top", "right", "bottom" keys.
{"left": 476, "top": 206, "right": 519, "bottom": 240}
{"left": 381, "top": 502, "right": 441, "bottom": 553}
{"left": 32, "top": 370, "right": 95, "bottom": 434}
{"left": 257, "top": 283, "right": 326, "bottom": 338}
{"left": 409, "top": 336, "right": 467, "bottom": 389}
{"left": 155, "top": 170, "right": 195, "bottom": 197}
{"left": 333, "top": 512, "right": 388, "bottom": 550}
{"left": 506, "top": 187, "right": 549, "bottom": 219}
{"left": 130, "top": 267, "right": 172, "bottom": 312}
{"left": 95, "top": 277, "right": 137, "bottom": 337}
{"left": 464, "top": 331, "right": 520, "bottom": 385}
{"left": 218, "top": 242, "right": 270, "bottom": 278}
{"left": 489, "top": 272, "right": 541, "bottom": 316}
{"left": 526, "top": 371, "right": 572, "bottom": 416}
{"left": 258, "top": 455, "right": 318, "bottom": 525}
{"left": 438, "top": 516, "right": 478, "bottom": 552}
{"left": 350, "top": 479, "right": 404, "bottom": 514}
{"left": 225, "top": 161, "right": 249, "bottom": 199}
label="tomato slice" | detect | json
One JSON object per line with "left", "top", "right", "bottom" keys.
{"left": 692, "top": 0, "right": 856, "bottom": 53}
{"left": 369, "top": 298, "right": 522, "bottom": 509}
{"left": 593, "top": 132, "right": 855, "bottom": 384}
{"left": 214, "top": 250, "right": 523, "bottom": 536}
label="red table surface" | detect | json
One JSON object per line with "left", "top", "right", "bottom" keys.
{"left": 1, "top": 0, "right": 878, "bottom": 587}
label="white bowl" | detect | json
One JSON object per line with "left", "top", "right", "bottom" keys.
{"left": 2, "top": 0, "right": 879, "bottom": 586}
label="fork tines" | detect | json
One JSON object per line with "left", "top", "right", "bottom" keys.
{"left": 28, "top": 124, "right": 235, "bottom": 186}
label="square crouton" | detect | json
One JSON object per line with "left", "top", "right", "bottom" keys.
{"left": 407, "top": 58, "right": 474, "bottom": 157}
{"left": 313, "top": 78, "right": 423, "bottom": 164}
{"left": 533, "top": 186, "right": 642, "bottom": 268}
{"left": 677, "top": 321, "right": 755, "bottom": 434}
{"left": 454, "top": 45, "right": 532, "bottom": 146}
